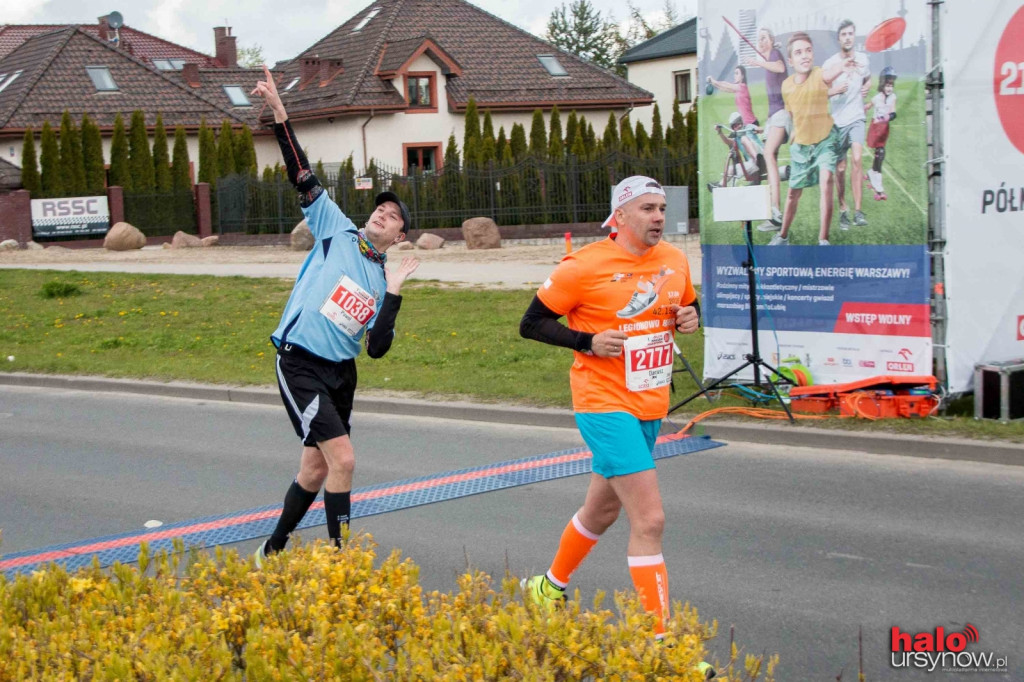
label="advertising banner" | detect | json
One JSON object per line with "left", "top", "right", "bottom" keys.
{"left": 697, "top": 0, "right": 931, "bottom": 384}
{"left": 30, "top": 196, "right": 110, "bottom": 238}
{"left": 943, "top": 1, "right": 1024, "bottom": 392}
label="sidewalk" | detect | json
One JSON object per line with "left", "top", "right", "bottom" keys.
{"left": 3, "top": 372, "right": 1021, "bottom": 467}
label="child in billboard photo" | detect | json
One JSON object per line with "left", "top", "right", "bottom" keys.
{"left": 824, "top": 19, "right": 873, "bottom": 230}
{"left": 865, "top": 67, "right": 898, "bottom": 201}
{"left": 769, "top": 32, "right": 846, "bottom": 246}
{"left": 707, "top": 66, "right": 759, "bottom": 126}
{"left": 708, "top": 111, "right": 766, "bottom": 191}
{"left": 743, "top": 27, "right": 791, "bottom": 230}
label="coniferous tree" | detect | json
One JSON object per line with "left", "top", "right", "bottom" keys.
{"left": 463, "top": 97, "right": 481, "bottom": 162}
{"left": 635, "top": 120, "right": 650, "bottom": 157}
{"left": 495, "top": 126, "right": 508, "bottom": 163}
{"left": 586, "top": 122, "right": 597, "bottom": 150}
{"left": 440, "top": 134, "right": 463, "bottom": 213}
{"left": 81, "top": 114, "right": 105, "bottom": 195}
{"left": 20, "top": 129, "right": 40, "bottom": 195}
{"left": 198, "top": 118, "right": 217, "bottom": 186}
{"left": 262, "top": 165, "right": 274, "bottom": 182}
{"left": 59, "top": 110, "right": 86, "bottom": 196}
{"left": 108, "top": 114, "right": 130, "bottom": 189}
{"left": 670, "top": 99, "right": 686, "bottom": 153}
{"left": 171, "top": 126, "right": 191, "bottom": 191}
{"left": 565, "top": 111, "right": 579, "bottom": 155}
{"left": 528, "top": 109, "right": 547, "bottom": 158}
{"left": 650, "top": 104, "right": 665, "bottom": 153}
{"left": 40, "top": 121, "right": 64, "bottom": 198}
{"left": 152, "top": 114, "right": 172, "bottom": 191}
{"left": 509, "top": 123, "right": 527, "bottom": 161}
{"left": 482, "top": 111, "right": 495, "bottom": 147}
{"left": 235, "top": 124, "right": 257, "bottom": 176}
{"left": 545, "top": 0, "right": 621, "bottom": 70}
{"left": 602, "top": 112, "right": 619, "bottom": 150}
{"left": 619, "top": 115, "right": 636, "bottom": 155}
{"left": 128, "top": 110, "right": 155, "bottom": 191}
{"left": 217, "top": 120, "right": 235, "bottom": 179}
{"left": 548, "top": 105, "right": 564, "bottom": 160}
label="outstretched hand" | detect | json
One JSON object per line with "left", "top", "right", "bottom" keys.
{"left": 251, "top": 65, "right": 286, "bottom": 122}
{"left": 385, "top": 256, "right": 420, "bottom": 295}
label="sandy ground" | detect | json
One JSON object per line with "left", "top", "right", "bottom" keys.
{"left": 0, "top": 235, "right": 703, "bottom": 288}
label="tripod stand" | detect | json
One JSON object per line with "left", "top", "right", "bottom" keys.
{"left": 669, "top": 220, "right": 794, "bottom": 421}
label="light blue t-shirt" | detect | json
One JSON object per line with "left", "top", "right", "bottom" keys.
{"left": 271, "top": 192, "right": 388, "bottom": 362}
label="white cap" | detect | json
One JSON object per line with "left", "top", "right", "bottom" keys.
{"left": 601, "top": 175, "right": 666, "bottom": 230}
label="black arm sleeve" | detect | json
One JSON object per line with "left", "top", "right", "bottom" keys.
{"left": 519, "top": 295, "right": 594, "bottom": 352}
{"left": 273, "top": 120, "right": 323, "bottom": 206}
{"left": 365, "top": 293, "right": 402, "bottom": 359}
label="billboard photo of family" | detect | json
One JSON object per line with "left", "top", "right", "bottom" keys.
{"left": 698, "top": 0, "right": 927, "bottom": 246}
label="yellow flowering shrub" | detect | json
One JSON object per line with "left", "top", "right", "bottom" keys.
{"left": 0, "top": 535, "right": 776, "bottom": 681}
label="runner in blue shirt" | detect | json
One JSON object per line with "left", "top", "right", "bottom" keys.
{"left": 250, "top": 66, "right": 420, "bottom": 562}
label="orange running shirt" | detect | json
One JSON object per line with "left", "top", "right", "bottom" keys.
{"left": 537, "top": 237, "right": 697, "bottom": 420}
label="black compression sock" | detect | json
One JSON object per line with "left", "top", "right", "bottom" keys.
{"left": 268, "top": 480, "right": 319, "bottom": 552}
{"left": 323, "top": 490, "right": 351, "bottom": 545}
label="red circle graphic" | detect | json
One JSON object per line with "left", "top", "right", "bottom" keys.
{"left": 994, "top": 6, "right": 1024, "bottom": 154}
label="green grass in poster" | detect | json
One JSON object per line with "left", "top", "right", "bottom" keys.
{"left": 698, "top": 78, "right": 928, "bottom": 246}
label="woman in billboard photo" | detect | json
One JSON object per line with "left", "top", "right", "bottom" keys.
{"left": 707, "top": 66, "right": 759, "bottom": 127}
{"left": 865, "top": 67, "right": 898, "bottom": 200}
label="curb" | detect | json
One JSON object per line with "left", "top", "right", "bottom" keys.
{"left": 2, "top": 372, "right": 1022, "bottom": 467}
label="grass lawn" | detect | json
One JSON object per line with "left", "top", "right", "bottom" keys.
{"left": 698, "top": 78, "right": 928, "bottom": 246}
{"left": 1, "top": 269, "right": 1022, "bottom": 442}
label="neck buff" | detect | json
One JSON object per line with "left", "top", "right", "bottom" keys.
{"left": 356, "top": 231, "right": 387, "bottom": 268}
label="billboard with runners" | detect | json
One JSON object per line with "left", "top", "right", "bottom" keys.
{"left": 942, "top": 1, "right": 1024, "bottom": 393}
{"left": 697, "top": 0, "right": 931, "bottom": 385}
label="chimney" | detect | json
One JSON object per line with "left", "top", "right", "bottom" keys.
{"left": 181, "top": 62, "right": 201, "bottom": 87}
{"left": 300, "top": 57, "right": 321, "bottom": 86}
{"left": 320, "top": 58, "right": 343, "bottom": 85}
{"left": 214, "top": 26, "right": 237, "bottom": 68}
{"left": 97, "top": 15, "right": 116, "bottom": 44}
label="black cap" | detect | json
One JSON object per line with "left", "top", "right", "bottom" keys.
{"left": 375, "top": 191, "right": 412, "bottom": 234}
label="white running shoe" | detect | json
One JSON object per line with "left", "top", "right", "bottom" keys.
{"left": 616, "top": 288, "right": 659, "bottom": 318}
{"left": 819, "top": 239, "right": 831, "bottom": 246}
{"left": 756, "top": 220, "right": 781, "bottom": 232}
{"left": 768, "top": 234, "right": 788, "bottom": 246}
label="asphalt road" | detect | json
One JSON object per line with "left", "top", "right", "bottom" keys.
{"left": 1, "top": 384, "right": 1021, "bottom": 681}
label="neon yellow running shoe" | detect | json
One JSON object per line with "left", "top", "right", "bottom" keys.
{"left": 696, "top": 661, "right": 717, "bottom": 679}
{"left": 520, "top": 574, "right": 567, "bottom": 609}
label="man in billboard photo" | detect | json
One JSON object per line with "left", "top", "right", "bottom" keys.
{"left": 769, "top": 32, "right": 847, "bottom": 246}
{"left": 743, "top": 27, "right": 791, "bottom": 230}
{"left": 824, "top": 19, "right": 873, "bottom": 230}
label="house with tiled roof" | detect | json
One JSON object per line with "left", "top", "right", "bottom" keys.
{"left": 260, "top": 0, "right": 653, "bottom": 173}
{"left": 0, "top": 19, "right": 260, "bottom": 183}
{"left": 618, "top": 18, "right": 698, "bottom": 130}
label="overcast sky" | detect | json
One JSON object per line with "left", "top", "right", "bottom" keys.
{"left": 7, "top": 0, "right": 697, "bottom": 66}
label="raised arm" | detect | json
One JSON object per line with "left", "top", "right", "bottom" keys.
{"left": 707, "top": 75, "right": 741, "bottom": 93}
{"left": 743, "top": 54, "right": 785, "bottom": 74}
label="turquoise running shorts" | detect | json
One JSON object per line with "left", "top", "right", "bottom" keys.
{"left": 575, "top": 412, "right": 662, "bottom": 478}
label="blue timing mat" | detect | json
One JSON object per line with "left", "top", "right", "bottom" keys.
{"left": 1, "top": 433, "right": 722, "bottom": 577}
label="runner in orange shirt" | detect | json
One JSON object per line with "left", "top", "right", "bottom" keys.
{"left": 519, "top": 177, "right": 708, "bottom": 673}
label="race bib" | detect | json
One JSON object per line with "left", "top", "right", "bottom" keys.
{"left": 319, "top": 275, "right": 376, "bottom": 336}
{"left": 624, "top": 331, "right": 674, "bottom": 392}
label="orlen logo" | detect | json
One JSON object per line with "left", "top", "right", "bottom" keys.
{"left": 617, "top": 187, "right": 634, "bottom": 203}
{"left": 1017, "top": 315, "right": 1024, "bottom": 341}
{"left": 887, "top": 348, "right": 914, "bottom": 372}
{"left": 891, "top": 623, "right": 1008, "bottom": 672}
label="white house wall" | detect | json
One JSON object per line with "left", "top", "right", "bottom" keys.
{"left": 625, "top": 54, "right": 698, "bottom": 130}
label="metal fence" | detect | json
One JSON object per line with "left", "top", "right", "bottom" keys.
{"left": 215, "top": 150, "right": 698, "bottom": 235}
{"left": 124, "top": 188, "right": 196, "bottom": 237}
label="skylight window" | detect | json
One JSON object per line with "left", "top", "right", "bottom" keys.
{"left": 0, "top": 70, "right": 23, "bottom": 93}
{"left": 170, "top": 59, "right": 186, "bottom": 70}
{"left": 284, "top": 77, "right": 300, "bottom": 91}
{"left": 537, "top": 55, "right": 568, "bottom": 77}
{"left": 153, "top": 59, "right": 173, "bottom": 70}
{"left": 223, "top": 85, "right": 251, "bottom": 106}
{"left": 353, "top": 7, "right": 381, "bottom": 32}
{"left": 86, "top": 66, "right": 118, "bottom": 91}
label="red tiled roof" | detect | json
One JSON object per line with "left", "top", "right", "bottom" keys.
{"left": 270, "top": 0, "right": 651, "bottom": 121}
{"left": 0, "top": 27, "right": 249, "bottom": 132}
{"left": 0, "top": 24, "right": 217, "bottom": 66}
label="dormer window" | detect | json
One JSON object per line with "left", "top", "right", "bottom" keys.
{"left": 404, "top": 72, "right": 437, "bottom": 113}
{"left": 353, "top": 7, "right": 381, "bottom": 32}
{"left": 223, "top": 85, "right": 251, "bottom": 106}
{"left": 538, "top": 55, "right": 568, "bottom": 77}
{"left": 284, "top": 77, "right": 300, "bottom": 91}
{"left": 0, "top": 70, "right": 23, "bottom": 93}
{"left": 86, "top": 66, "right": 118, "bottom": 91}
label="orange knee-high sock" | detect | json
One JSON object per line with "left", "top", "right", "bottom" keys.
{"left": 546, "top": 512, "right": 601, "bottom": 588}
{"left": 628, "top": 554, "right": 670, "bottom": 638}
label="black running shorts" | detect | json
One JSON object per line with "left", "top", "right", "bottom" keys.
{"left": 275, "top": 343, "right": 356, "bottom": 446}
